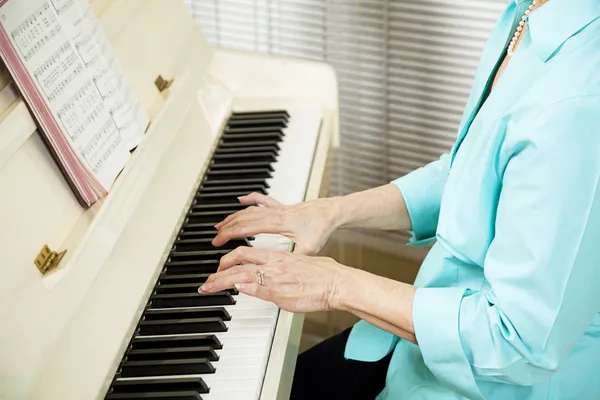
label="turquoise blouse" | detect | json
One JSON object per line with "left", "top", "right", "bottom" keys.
{"left": 344, "top": 0, "right": 600, "bottom": 399}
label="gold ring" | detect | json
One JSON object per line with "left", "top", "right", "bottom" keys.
{"left": 256, "top": 269, "right": 266, "bottom": 286}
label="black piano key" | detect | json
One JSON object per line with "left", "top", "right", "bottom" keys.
{"left": 197, "top": 183, "right": 268, "bottom": 193}
{"left": 144, "top": 307, "right": 231, "bottom": 322}
{"left": 126, "top": 346, "right": 219, "bottom": 362}
{"left": 177, "top": 229, "right": 219, "bottom": 238}
{"left": 166, "top": 257, "right": 219, "bottom": 267}
{"left": 186, "top": 210, "right": 242, "bottom": 225}
{"left": 196, "top": 189, "right": 258, "bottom": 199}
{"left": 191, "top": 195, "right": 250, "bottom": 206}
{"left": 205, "top": 168, "right": 272, "bottom": 179}
{"left": 229, "top": 110, "right": 289, "bottom": 119}
{"left": 131, "top": 334, "right": 222, "bottom": 351}
{"left": 138, "top": 317, "right": 227, "bottom": 336}
{"left": 158, "top": 273, "right": 211, "bottom": 285}
{"left": 111, "top": 377, "right": 209, "bottom": 394}
{"left": 176, "top": 236, "right": 249, "bottom": 245}
{"left": 173, "top": 238, "right": 244, "bottom": 252}
{"left": 215, "top": 144, "right": 280, "bottom": 154}
{"left": 202, "top": 177, "right": 271, "bottom": 186}
{"left": 106, "top": 391, "right": 202, "bottom": 400}
{"left": 155, "top": 283, "right": 203, "bottom": 295}
{"left": 209, "top": 161, "right": 274, "bottom": 171}
{"left": 226, "top": 117, "right": 287, "bottom": 130}
{"left": 165, "top": 261, "right": 219, "bottom": 276}
{"left": 218, "top": 140, "right": 283, "bottom": 149}
{"left": 195, "top": 191, "right": 260, "bottom": 200}
{"left": 150, "top": 292, "right": 236, "bottom": 308}
{"left": 155, "top": 283, "right": 238, "bottom": 296}
{"left": 213, "top": 151, "right": 277, "bottom": 161}
{"left": 176, "top": 233, "right": 244, "bottom": 244}
{"left": 155, "top": 284, "right": 238, "bottom": 296}
{"left": 190, "top": 202, "right": 250, "bottom": 211}
{"left": 180, "top": 222, "right": 221, "bottom": 229}
{"left": 170, "top": 249, "right": 231, "bottom": 260}
{"left": 175, "top": 237, "right": 249, "bottom": 245}
{"left": 221, "top": 131, "right": 284, "bottom": 142}
{"left": 177, "top": 230, "right": 254, "bottom": 242}
{"left": 175, "top": 236, "right": 249, "bottom": 246}
{"left": 119, "top": 358, "right": 215, "bottom": 378}
{"left": 227, "top": 114, "right": 287, "bottom": 122}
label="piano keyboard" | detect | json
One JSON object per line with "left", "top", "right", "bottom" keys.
{"left": 103, "top": 108, "right": 322, "bottom": 400}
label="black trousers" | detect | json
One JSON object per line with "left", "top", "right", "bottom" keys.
{"left": 290, "top": 328, "right": 393, "bottom": 400}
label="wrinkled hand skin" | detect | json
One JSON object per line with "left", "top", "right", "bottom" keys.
{"left": 211, "top": 192, "right": 339, "bottom": 256}
{"left": 199, "top": 246, "right": 348, "bottom": 314}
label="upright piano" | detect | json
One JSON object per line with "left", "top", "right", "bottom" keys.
{"left": 0, "top": 0, "right": 339, "bottom": 399}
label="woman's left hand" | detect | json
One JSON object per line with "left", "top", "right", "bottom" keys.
{"left": 198, "top": 247, "right": 349, "bottom": 313}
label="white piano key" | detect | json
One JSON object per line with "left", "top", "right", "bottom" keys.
{"left": 217, "top": 335, "right": 267, "bottom": 349}
{"left": 266, "top": 107, "right": 322, "bottom": 206}
{"left": 215, "top": 345, "right": 268, "bottom": 358}
{"left": 203, "top": 371, "right": 261, "bottom": 388}
{"left": 232, "top": 294, "right": 277, "bottom": 308}
{"left": 213, "top": 356, "right": 264, "bottom": 368}
{"left": 202, "top": 367, "right": 263, "bottom": 400}
{"left": 202, "top": 389, "right": 259, "bottom": 400}
{"left": 225, "top": 307, "right": 276, "bottom": 319}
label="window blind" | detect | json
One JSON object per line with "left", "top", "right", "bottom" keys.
{"left": 184, "top": 0, "right": 507, "bottom": 257}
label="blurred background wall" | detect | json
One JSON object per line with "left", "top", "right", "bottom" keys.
{"left": 183, "top": 0, "right": 507, "bottom": 348}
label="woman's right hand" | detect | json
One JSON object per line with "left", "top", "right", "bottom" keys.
{"left": 212, "top": 192, "right": 340, "bottom": 255}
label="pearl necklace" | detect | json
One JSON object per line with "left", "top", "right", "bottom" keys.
{"left": 507, "top": 0, "right": 537, "bottom": 56}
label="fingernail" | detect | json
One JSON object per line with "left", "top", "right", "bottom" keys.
{"left": 235, "top": 283, "right": 246, "bottom": 291}
{"left": 199, "top": 284, "right": 210, "bottom": 292}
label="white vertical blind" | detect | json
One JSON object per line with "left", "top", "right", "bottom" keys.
{"left": 184, "top": 0, "right": 507, "bottom": 253}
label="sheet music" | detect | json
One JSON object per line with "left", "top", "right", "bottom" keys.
{"left": 0, "top": 0, "right": 129, "bottom": 191}
{"left": 51, "top": 0, "right": 148, "bottom": 149}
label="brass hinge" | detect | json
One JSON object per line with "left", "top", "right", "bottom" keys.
{"left": 34, "top": 245, "right": 66, "bottom": 274}
{"left": 154, "top": 75, "right": 173, "bottom": 93}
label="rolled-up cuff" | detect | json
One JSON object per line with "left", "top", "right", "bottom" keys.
{"left": 413, "top": 287, "right": 485, "bottom": 400}
{"left": 344, "top": 320, "right": 399, "bottom": 362}
{"left": 393, "top": 171, "right": 439, "bottom": 246}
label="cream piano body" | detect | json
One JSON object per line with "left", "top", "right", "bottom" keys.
{"left": 0, "top": 0, "right": 339, "bottom": 399}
